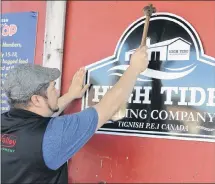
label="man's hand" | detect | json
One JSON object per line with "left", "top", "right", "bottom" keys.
{"left": 68, "top": 67, "right": 90, "bottom": 100}
{"left": 130, "top": 46, "right": 149, "bottom": 74}
{"left": 52, "top": 68, "right": 90, "bottom": 117}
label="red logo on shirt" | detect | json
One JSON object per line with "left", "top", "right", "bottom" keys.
{"left": 1, "top": 134, "right": 17, "bottom": 148}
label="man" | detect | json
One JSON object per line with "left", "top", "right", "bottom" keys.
{"left": 1, "top": 46, "right": 148, "bottom": 183}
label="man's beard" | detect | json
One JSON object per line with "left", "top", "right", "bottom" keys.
{"left": 45, "top": 100, "right": 59, "bottom": 113}
{"left": 48, "top": 103, "right": 59, "bottom": 113}
{"left": 50, "top": 106, "right": 59, "bottom": 113}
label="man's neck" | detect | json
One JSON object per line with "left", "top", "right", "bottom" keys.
{"left": 14, "top": 106, "right": 52, "bottom": 117}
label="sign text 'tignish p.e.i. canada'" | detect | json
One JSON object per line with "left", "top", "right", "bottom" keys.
{"left": 82, "top": 13, "right": 215, "bottom": 142}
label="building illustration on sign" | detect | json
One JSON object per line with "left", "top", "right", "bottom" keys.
{"left": 125, "top": 37, "right": 191, "bottom": 62}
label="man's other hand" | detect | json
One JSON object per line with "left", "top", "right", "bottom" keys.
{"left": 68, "top": 68, "right": 90, "bottom": 100}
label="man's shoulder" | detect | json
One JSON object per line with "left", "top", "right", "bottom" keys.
{"left": 52, "top": 107, "right": 97, "bottom": 118}
{"left": 48, "top": 107, "right": 98, "bottom": 125}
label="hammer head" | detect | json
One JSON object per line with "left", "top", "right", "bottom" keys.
{"left": 143, "top": 4, "right": 156, "bottom": 17}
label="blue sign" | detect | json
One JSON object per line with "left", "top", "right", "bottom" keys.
{"left": 83, "top": 13, "right": 215, "bottom": 142}
{"left": 1, "top": 12, "right": 38, "bottom": 113}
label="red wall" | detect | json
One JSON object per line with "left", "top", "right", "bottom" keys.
{"left": 2, "top": 1, "right": 215, "bottom": 183}
{"left": 2, "top": 1, "right": 46, "bottom": 66}
{"left": 62, "top": 1, "right": 215, "bottom": 183}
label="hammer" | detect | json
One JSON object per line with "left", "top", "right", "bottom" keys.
{"left": 141, "top": 4, "right": 156, "bottom": 46}
{"left": 111, "top": 4, "right": 156, "bottom": 121}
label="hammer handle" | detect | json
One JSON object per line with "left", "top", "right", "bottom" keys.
{"left": 110, "top": 14, "right": 151, "bottom": 121}
{"left": 141, "top": 16, "right": 150, "bottom": 46}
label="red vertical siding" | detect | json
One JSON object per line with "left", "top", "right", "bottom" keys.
{"left": 62, "top": 1, "right": 215, "bottom": 183}
{"left": 2, "top": 1, "right": 215, "bottom": 183}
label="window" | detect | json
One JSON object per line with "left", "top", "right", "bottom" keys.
{"left": 155, "top": 52, "right": 160, "bottom": 61}
{"left": 151, "top": 52, "right": 156, "bottom": 61}
{"left": 150, "top": 51, "right": 160, "bottom": 61}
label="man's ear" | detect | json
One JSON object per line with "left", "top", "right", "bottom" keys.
{"left": 31, "top": 95, "right": 42, "bottom": 107}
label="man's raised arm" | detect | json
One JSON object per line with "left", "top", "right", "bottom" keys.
{"left": 94, "top": 46, "right": 149, "bottom": 129}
